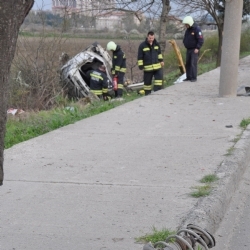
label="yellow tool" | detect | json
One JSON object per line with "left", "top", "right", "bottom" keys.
{"left": 169, "top": 39, "right": 186, "bottom": 74}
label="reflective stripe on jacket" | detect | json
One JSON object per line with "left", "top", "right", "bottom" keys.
{"left": 137, "top": 38, "right": 163, "bottom": 71}
{"left": 86, "top": 68, "right": 108, "bottom": 95}
{"left": 112, "top": 45, "right": 126, "bottom": 75}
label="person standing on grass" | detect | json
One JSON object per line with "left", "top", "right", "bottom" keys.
{"left": 137, "top": 31, "right": 164, "bottom": 96}
{"left": 106, "top": 41, "right": 126, "bottom": 99}
{"left": 182, "top": 16, "right": 204, "bottom": 82}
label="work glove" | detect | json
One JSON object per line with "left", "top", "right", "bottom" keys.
{"left": 139, "top": 65, "right": 143, "bottom": 70}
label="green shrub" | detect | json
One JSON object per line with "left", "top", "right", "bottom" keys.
{"left": 240, "top": 29, "right": 250, "bottom": 53}
{"left": 199, "top": 34, "right": 219, "bottom": 63}
{"left": 164, "top": 48, "right": 186, "bottom": 72}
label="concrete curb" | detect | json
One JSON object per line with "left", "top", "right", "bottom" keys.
{"left": 178, "top": 126, "right": 250, "bottom": 234}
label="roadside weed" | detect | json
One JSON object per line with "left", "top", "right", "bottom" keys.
{"left": 224, "top": 146, "right": 234, "bottom": 156}
{"left": 135, "top": 227, "right": 176, "bottom": 244}
{"left": 191, "top": 173, "right": 219, "bottom": 198}
{"left": 232, "top": 134, "right": 241, "bottom": 143}
{"left": 191, "top": 185, "right": 212, "bottom": 198}
{"left": 240, "top": 118, "right": 250, "bottom": 129}
{"left": 200, "top": 174, "right": 219, "bottom": 183}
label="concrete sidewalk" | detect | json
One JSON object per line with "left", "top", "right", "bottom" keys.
{"left": 1, "top": 57, "right": 250, "bottom": 250}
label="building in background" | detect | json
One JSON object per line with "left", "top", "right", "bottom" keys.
{"left": 52, "top": 0, "right": 116, "bottom": 16}
{"left": 96, "top": 11, "right": 143, "bottom": 30}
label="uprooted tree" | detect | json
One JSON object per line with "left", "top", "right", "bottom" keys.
{"left": 0, "top": 0, "right": 34, "bottom": 186}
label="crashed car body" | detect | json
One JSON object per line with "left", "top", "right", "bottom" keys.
{"left": 60, "top": 42, "right": 143, "bottom": 99}
{"left": 60, "top": 42, "right": 113, "bottom": 99}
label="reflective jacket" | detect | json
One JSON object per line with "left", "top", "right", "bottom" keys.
{"left": 86, "top": 68, "right": 108, "bottom": 96}
{"left": 112, "top": 45, "right": 126, "bottom": 75}
{"left": 137, "top": 38, "right": 163, "bottom": 71}
{"left": 183, "top": 23, "right": 204, "bottom": 50}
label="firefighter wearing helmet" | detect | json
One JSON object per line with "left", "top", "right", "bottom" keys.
{"left": 182, "top": 16, "right": 204, "bottom": 82}
{"left": 106, "top": 41, "right": 126, "bottom": 98}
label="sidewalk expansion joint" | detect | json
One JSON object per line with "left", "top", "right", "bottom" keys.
{"left": 4, "top": 179, "right": 183, "bottom": 188}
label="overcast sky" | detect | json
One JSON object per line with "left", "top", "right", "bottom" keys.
{"left": 33, "top": 0, "right": 52, "bottom": 10}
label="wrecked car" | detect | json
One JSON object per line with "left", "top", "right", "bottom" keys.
{"left": 60, "top": 42, "right": 143, "bottom": 99}
{"left": 60, "top": 42, "right": 113, "bottom": 99}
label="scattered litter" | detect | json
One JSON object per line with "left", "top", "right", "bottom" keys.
{"left": 65, "top": 106, "right": 75, "bottom": 112}
{"left": 7, "top": 108, "right": 25, "bottom": 115}
{"left": 225, "top": 125, "right": 233, "bottom": 128}
{"left": 174, "top": 73, "right": 187, "bottom": 84}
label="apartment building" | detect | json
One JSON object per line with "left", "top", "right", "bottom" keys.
{"left": 52, "top": 0, "right": 116, "bottom": 16}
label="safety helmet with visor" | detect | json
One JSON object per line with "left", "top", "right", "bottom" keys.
{"left": 106, "top": 41, "right": 117, "bottom": 51}
{"left": 182, "top": 16, "right": 194, "bottom": 27}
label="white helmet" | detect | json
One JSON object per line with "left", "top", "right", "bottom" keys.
{"left": 182, "top": 16, "right": 194, "bottom": 26}
{"left": 106, "top": 41, "right": 117, "bottom": 51}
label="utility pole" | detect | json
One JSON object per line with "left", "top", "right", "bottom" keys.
{"left": 219, "top": 0, "right": 244, "bottom": 97}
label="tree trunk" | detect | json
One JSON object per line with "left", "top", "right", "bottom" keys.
{"left": 0, "top": 0, "right": 34, "bottom": 186}
{"left": 159, "top": 0, "right": 171, "bottom": 54}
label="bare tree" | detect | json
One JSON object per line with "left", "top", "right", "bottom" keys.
{"left": 159, "top": 0, "right": 171, "bottom": 54}
{"left": 115, "top": 0, "right": 172, "bottom": 54}
{"left": 0, "top": 0, "right": 34, "bottom": 186}
{"left": 51, "top": 0, "right": 172, "bottom": 53}
{"left": 10, "top": 34, "right": 67, "bottom": 110}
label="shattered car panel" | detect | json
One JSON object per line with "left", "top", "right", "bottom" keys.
{"left": 60, "top": 42, "right": 113, "bottom": 99}
{"left": 60, "top": 42, "right": 144, "bottom": 99}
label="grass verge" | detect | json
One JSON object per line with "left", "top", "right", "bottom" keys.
{"left": 5, "top": 70, "right": 179, "bottom": 149}
{"left": 5, "top": 93, "right": 137, "bottom": 149}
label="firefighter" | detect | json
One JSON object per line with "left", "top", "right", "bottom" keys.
{"left": 182, "top": 16, "right": 204, "bottom": 82}
{"left": 106, "top": 41, "right": 126, "bottom": 99}
{"left": 86, "top": 65, "right": 110, "bottom": 101}
{"left": 137, "top": 31, "right": 164, "bottom": 95}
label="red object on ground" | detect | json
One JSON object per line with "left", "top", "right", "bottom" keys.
{"left": 112, "top": 76, "right": 118, "bottom": 91}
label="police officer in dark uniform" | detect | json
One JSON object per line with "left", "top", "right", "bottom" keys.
{"left": 182, "top": 16, "right": 204, "bottom": 82}
{"left": 106, "top": 41, "right": 126, "bottom": 99}
{"left": 137, "top": 31, "right": 164, "bottom": 95}
{"left": 86, "top": 65, "right": 109, "bottom": 100}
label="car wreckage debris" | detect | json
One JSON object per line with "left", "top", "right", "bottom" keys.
{"left": 142, "top": 224, "right": 215, "bottom": 250}
{"left": 60, "top": 42, "right": 143, "bottom": 100}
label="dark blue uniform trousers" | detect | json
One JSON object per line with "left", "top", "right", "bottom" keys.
{"left": 186, "top": 49, "right": 198, "bottom": 81}
{"left": 143, "top": 69, "right": 163, "bottom": 95}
